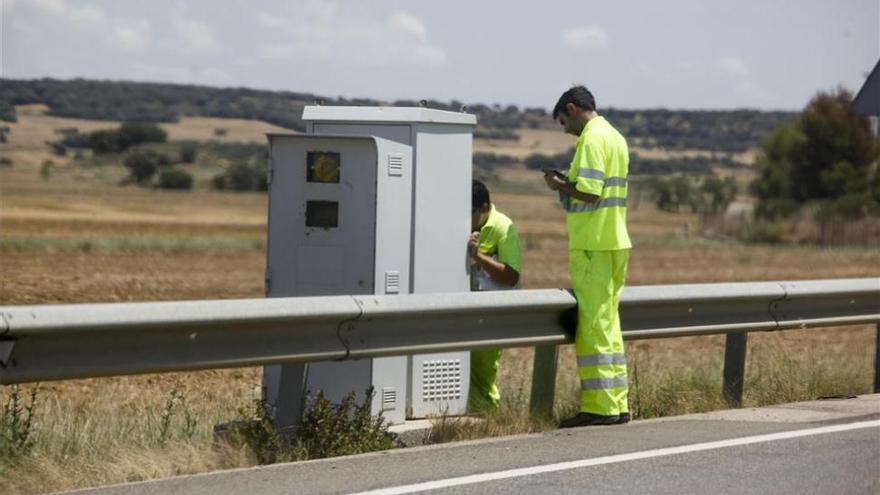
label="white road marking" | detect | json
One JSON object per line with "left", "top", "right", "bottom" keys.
{"left": 349, "top": 420, "right": 880, "bottom": 495}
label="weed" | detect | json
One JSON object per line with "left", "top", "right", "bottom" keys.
{"left": 0, "top": 385, "right": 39, "bottom": 458}
{"left": 156, "top": 389, "right": 199, "bottom": 446}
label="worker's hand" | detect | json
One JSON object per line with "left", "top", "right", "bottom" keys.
{"left": 468, "top": 231, "right": 480, "bottom": 261}
{"left": 544, "top": 172, "right": 565, "bottom": 191}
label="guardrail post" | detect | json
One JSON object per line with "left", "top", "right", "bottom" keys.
{"left": 722, "top": 332, "right": 748, "bottom": 407}
{"left": 874, "top": 323, "right": 880, "bottom": 394}
{"left": 530, "top": 344, "right": 559, "bottom": 419}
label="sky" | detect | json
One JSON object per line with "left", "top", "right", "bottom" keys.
{"left": 2, "top": 0, "right": 878, "bottom": 111}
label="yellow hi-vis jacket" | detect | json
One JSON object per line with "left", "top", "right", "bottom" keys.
{"left": 560, "top": 116, "right": 632, "bottom": 251}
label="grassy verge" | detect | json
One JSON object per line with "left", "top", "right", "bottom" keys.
{"left": 0, "top": 330, "right": 874, "bottom": 493}
{"left": 426, "top": 331, "right": 875, "bottom": 444}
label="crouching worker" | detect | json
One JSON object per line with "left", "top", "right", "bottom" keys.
{"left": 468, "top": 180, "right": 522, "bottom": 412}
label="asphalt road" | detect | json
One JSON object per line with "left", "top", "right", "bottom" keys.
{"left": 66, "top": 394, "right": 880, "bottom": 495}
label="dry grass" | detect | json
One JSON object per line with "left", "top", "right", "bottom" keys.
{"left": 1, "top": 114, "right": 878, "bottom": 494}
{"left": 3, "top": 105, "right": 290, "bottom": 151}
{"left": 0, "top": 371, "right": 260, "bottom": 494}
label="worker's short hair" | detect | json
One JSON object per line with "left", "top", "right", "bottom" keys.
{"left": 552, "top": 86, "right": 596, "bottom": 119}
{"left": 472, "top": 180, "right": 490, "bottom": 213}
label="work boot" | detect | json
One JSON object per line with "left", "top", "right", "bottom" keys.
{"left": 615, "top": 412, "right": 631, "bottom": 424}
{"left": 558, "top": 412, "right": 620, "bottom": 428}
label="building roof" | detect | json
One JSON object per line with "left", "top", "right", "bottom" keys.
{"left": 301, "top": 106, "right": 477, "bottom": 125}
{"left": 852, "top": 59, "right": 880, "bottom": 116}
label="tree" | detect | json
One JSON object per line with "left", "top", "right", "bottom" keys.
{"left": 124, "top": 151, "right": 160, "bottom": 184}
{"left": 751, "top": 88, "right": 880, "bottom": 219}
{"left": 671, "top": 175, "right": 697, "bottom": 213}
{"left": 89, "top": 129, "right": 119, "bottom": 154}
{"left": 648, "top": 176, "right": 675, "bottom": 212}
{"left": 701, "top": 176, "right": 737, "bottom": 214}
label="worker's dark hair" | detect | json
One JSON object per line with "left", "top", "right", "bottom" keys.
{"left": 552, "top": 86, "right": 596, "bottom": 119}
{"left": 472, "top": 180, "right": 490, "bottom": 213}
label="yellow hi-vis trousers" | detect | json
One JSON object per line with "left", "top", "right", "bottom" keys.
{"left": 469, "top": 348, "right": 502, "bottom": 411}
{"left": 569, "top": 249, "right": 629, "bottom": 416}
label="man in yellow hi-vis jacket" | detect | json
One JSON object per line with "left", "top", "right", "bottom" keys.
{"left": 543, "top": 86, "right": 631, "bottom": 428}
{"left": 468, "top": 180, "right": 522, "bottom": 412}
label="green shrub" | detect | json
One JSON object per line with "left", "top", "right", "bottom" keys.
{"left": 210, "top": 173, "right": 227, "bottom": 190}
{"left": 123, "top": 150, "right": 161, "bottom": 184}
{"left": 40, "top": 160, "right": 53, "bottom": 180}
{"left": 157, "top": 168, "right": 193, "bottom": 190}
{"left": 231, "top": 389, "right": 394, "bottom": 465}
{"left": 179, "top": 142, "right": 198, "bottom": 163}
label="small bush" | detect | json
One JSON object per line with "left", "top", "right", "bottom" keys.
{"left": 179, "top": 143, "right": 198, "bottom": 163}
{"left": 214, "top": 128, "right": 227, "bottom": 137}
{"left": 210, "top": 173, "right": 227, "bottom": 190}
{"left": 157, "top": 168, "right": 193, "bottom": 190}
{"left": 295, "top": 390, "right": 394, "bottom": 459}
{"left": 40, "top": 160, "right": 53, "bottom": 180}
{"left": 232, "top": 389, "right": 394, "bottom": 465}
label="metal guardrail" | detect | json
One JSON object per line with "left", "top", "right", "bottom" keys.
{"left": 1, "top": 278, "right": 878, "bottom": 410}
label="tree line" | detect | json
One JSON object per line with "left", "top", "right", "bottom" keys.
{"left": 2, "top": 78, "right": 796, "bottom": 152}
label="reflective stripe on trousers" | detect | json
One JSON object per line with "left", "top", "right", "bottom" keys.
{"left": 577, "top": 353, "right": 627, "bottom": 367}
{"left": 569, "top": 249, "right": 630, "bottom": 416}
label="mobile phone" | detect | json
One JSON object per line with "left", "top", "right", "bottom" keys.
{"left": 542, "top": 168, "right": 566, "bottom": 179}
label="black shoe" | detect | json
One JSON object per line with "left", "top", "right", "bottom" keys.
{"left": 558, "top": 412, "right": 620, "bottom": 428}
{"left": 615, "top": 413, "right": 631, "bottom": 424}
